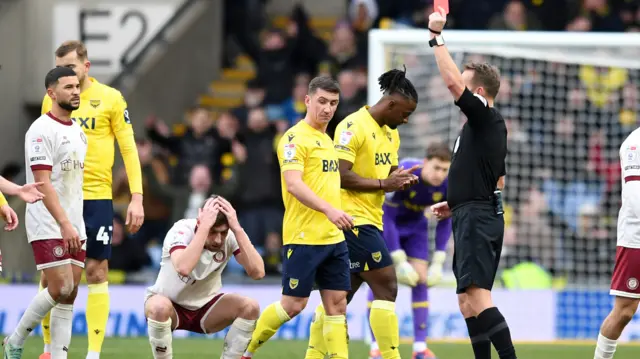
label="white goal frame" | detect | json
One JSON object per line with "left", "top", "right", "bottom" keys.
{"left": 367, "top": 29, "right": 640, "bottom": 105}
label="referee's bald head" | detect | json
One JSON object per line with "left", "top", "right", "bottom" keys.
{"left": 461, "top": 62, "right": 501, "bottom": 100}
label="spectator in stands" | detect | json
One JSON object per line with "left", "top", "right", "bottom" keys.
{"left": 236, "top": 107, "right": 283, "bottom": 274}
{"left": 522, "top": 0, "right": 570, "bottom": 31}
{"left": 232, "top": 78, "right": 266, "bottom": 127}
{"left": 113, "top": 139, "right": 172, "bottom": 246}
{"left": 328, "top": 69, "right": 367, "bottom": 138}
{"left": 256, "top": 27, "right": 297, "bottom": 105}
{"left": 281, "top": 73, "right": 310, "bottom": 126}
{"left": 213, "top": 112, "right": 245, "bottom": 187}
{"left": 146, "top": 107, "right": 219, "bottom": 186}
{"left": 319, "top": 23, "right": 365, "bottom": 78}
{"left": 489, "top": 0, "right": 543, "bottom": 31}
{"left": 348, "top": 0, "right": 377, "bottom": 60}
{"left": 566, "top": 0, "right": 625, "bottom": 32}
{"left": 288, "top": 4, "right": 329, "bottom": 76}
{"left": 110, "top": 214, "right": 152, "bottom": 276}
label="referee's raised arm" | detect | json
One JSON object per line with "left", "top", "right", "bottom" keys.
{"left": 427, "top": 7, "right": 517, "bottom": 359}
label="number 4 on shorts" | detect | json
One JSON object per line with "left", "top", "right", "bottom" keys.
{"left": 97, "top": 225, "right": 113, "bottom": 245}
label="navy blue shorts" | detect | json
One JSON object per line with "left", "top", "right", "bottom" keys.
{"left": 84, "top": 200, "right": 114, "bottom": 261}
{"left": 345, "top": 225, "right": 393, "bottom": 273}
{"left": 281, "top": 241, "right": 351, "bottom": 298}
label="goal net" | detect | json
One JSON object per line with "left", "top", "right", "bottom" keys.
{"left": 368, "top": 29, "right": 640, "bottom": 339}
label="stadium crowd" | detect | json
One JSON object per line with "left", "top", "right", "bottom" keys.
{"left": 1, "top": 0, "right": 640, "bottom": 285}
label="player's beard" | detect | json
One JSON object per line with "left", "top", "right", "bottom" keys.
{"left": 58, "top": 100, "right": 79, "bottom": 112}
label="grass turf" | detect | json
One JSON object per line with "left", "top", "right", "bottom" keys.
{"left": 16, "top": 337, "right": 640, "bottom": 358}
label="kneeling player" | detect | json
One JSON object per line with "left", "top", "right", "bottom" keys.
{"left": 144, "top": 196, "right": 265, "bottom": 359}
{"left": 367, "top": 143, "right": 452, "bottom": 359}
{"left": 593, "top": 130, "right": 640, "bottom": 359}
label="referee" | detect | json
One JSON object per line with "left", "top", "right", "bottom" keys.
{"left": 427, "top": 7, "right": 516, "bottom": 359}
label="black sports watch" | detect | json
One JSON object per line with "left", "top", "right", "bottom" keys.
{"left": 429, "top": 35, "right": 445, "bottom": 47}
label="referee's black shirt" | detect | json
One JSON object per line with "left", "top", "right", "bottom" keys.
{"left": 447, "top": 88, "right": 507, "bottom": 210}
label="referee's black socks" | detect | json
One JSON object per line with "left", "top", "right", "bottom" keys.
{"left": 478, "top": 307, "right": 517, "bottom": 359}
{"left": 465, "top": 317, "right": 491, "bottom": 359}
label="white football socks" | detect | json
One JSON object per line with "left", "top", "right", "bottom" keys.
{"left": 594, "top": 333, "right": 618, "bottom": 359}
{"left": 221, "top": 318, "right": 257, "bottom": 359}
{"left": 148, "top": 318, "right": 173, "bottom": 359}
{"left": 413, "top": 341, "right": 427, "bottom": 353}
{"left": 9, "top": 289, "right": 57, "bottom": 346}
{"left": 50, "top": 304, "right": 73, "bottom": 359}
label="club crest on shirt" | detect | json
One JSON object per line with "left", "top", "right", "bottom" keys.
{"left": 372, "top": 251, "right": 382, "bottom": 263}
{"left": 432, "top": 191, "right": 443, "bottom": 202}
{"left": 213, "top": 251, "right": 226, "bottom": 263}
{"left": 339, "top": 130, "right": 353, "bottom": 145}
{"left": 283, "top": 143, "right": 296, "bottom": 160}
{"left": 289, "top": 278, "right": 299, "bottom": 289}
{"left": 90, "top": 100, "right": 100, "bottom": 108}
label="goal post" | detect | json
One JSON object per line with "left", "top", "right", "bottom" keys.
{"left": 367, "top": 28, "right": 640, "bottom": 339}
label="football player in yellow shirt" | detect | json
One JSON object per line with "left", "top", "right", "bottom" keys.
{"left": 305, "top": 68, "right": 420, "bottom": 359}
{"left": 39, "top": 41, "right": 144, "bottom": 359}
{"left": 241, "top": 76, "right": 353, "bottom": 359}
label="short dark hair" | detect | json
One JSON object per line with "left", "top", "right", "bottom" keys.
{"left": 55, "top": 40, "right": 88, "bottom": 60}
{"left": 206, "top": 194, "right": 229, "bottom": 230}
{"left": 378, "top": 65, "right": 418, "bottom": 102}
{"left": 425, "top": 142, "right": 452, "bottom": 162}
{"left": 308, "top": 76, "right": 341, "bottom": 95}
{"left": 44, "top": 67, "right": 77, "bottom": 89}
{"left": 463, "top": 62, "right": 501, "bottom": 99}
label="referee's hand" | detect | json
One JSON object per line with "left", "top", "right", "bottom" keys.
{"left": 430, "top": 201, "right": 451, "bottom": 220}
{"left": 325, "top": 207, "right": 355, "bottom": 231}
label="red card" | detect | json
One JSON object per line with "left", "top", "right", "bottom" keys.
{"left": 434, "top": 0, "right": 449, "bottom": 14}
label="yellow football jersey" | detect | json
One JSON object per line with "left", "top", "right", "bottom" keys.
{"left": 42, "top": 78, "right": 142, "bottom": 200}
{"left": 334, "top": 106, "right": 400, "bottom": 230}
{"left": 277, "top": 121, "right": 344, "bottom": 246}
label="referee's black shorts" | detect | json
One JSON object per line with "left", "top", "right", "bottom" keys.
{"left": 452, "top": 202, "right": 504, "bottom": 294}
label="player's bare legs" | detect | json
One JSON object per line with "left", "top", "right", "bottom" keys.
{"left": 594, "top": 296, "right": 640, "bottom": 358}
{"left": 4, "top": 264, "right": 79, "bottom": 359}
{"left": 460, "top": 286, "right": 516, "bottom": 359}
{"left": 84, "top": 258, "right": 109, "bottom": 359}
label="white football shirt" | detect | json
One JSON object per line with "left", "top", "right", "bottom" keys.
{"left": 24, "top": 112, "right": 87, "bottom": 242}
{"left": 146, "top": 218, "right": 240, "bottom": 310}
{"left": 617, "top": 127, "right": 640, "bottom": 248}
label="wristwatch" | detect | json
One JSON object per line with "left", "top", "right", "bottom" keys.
{"left": 429, "top": 35, "right": 445, "bottom": 47}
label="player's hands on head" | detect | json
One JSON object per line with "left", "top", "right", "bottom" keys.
{"left": 383, "top": 165, "right": 420, "bottom": 192}
{"left": 17, "top": 183, "right": 45, "bottom": 203}
{"left": 325, "top": 207, "right": 354, "bottom": 231}
{"left": 215, "top": 197, "right": 242, "bottom": 232}
{"left": 61, "top": 221, "right": 81, "bottom": 255}
{"left": 0, "top": 204, "right": 19, "bottom": 231}
{"left": 198, "top": 197, "right": 221, "bottom": 230}
{"left": 430, "top": 201, "right": 451, "bottom": 220}
{"left": 428, "top": 6, "right": 448, "bottom": 33}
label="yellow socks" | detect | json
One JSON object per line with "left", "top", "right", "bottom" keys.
{"left": 86, "top": 282, "right": 110, "bottom": 355}
{"left": 39, "top": 282, "right": 51, "bottom": 352}
{"left": 323, "top": 314, "right": 349, "bottom": 359}
{"left": 244, "top": 301, "right": 291, "bottom": 357}
{"left": 305, "top": 305, "right": 327, "bottom": 359}
{"left": 370, "top": 300, "right": 401, "bottom": 359}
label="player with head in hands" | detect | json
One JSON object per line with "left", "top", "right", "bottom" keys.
{"left": 3, "top": 67, "right": 87, "bottom": 359}
{"left": 144, "top": 195, "right": 264, "bottom": 359}
{"left": 593, "top": 129, "right": 640, "bottom": 359}
{"left": 367, "top": 142, "right": 452, "bottom": 359}
{"left": 305, "top": 68, "right": 419, "bottom": 359}
{"left": 243, "top": 76, "right": 353, "bottom": 359}
{"left": 428, "top": 6, "right": 514, "bottom": 359}
{"left": 39, "top": 40, "right": 144, "bottom": 359}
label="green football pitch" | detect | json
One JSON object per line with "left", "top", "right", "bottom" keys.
{"left": 17, "top": 337, "right": 640, "bottom": 358}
